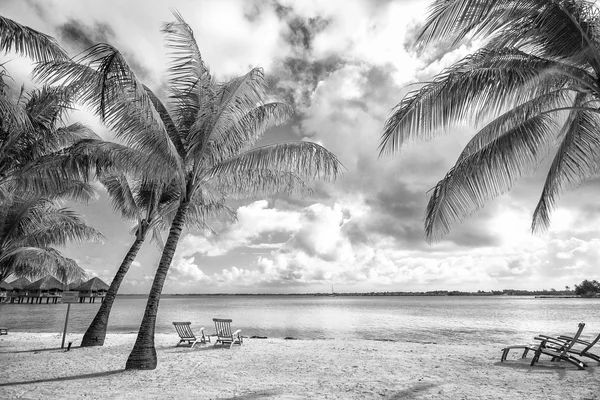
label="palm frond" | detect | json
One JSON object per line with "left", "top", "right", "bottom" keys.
{"left": 208, "top": 142, "right": 343, "bottom": 186}
{"left": 532, "top": 97, "right": 600, "bottom": 232}
{"left": 33, "top": 47, "right": 182, "bottom": 174}
{"left": 2, "top": 247, "right": 86, "bottom": 284}
{"left": 424, "top": 113, "right": 558, "bottom": 242}
{"left": 22, "top": 207, "right": 104, "bottom": 247}
{"left": 380, "top": 47, "right": 591, "bottom": 155}
{"left": 162, "top": 11, "right": 210, "bottom": 134}
{"left": 101, "top": 175, "right": 141, "bottom": 221}
{"left": 0, "top": 15, "right": 69, "bottom": 62}
{"left": 193, "top": 101, "right": 294, "bottom": 162}
{"left": 457, "top": 89, "right": 574, "bottom": 161}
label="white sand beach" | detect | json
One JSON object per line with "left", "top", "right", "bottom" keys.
{"left": 0, "top": 332, "right": 598, "bottom": 399}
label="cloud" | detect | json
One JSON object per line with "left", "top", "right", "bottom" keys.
{"left": 56, "top": 19, "right": 115, "bottom": 51}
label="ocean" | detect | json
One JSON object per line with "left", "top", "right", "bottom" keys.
{"left": 1, "top": 295, "right": 598, "bottom": 345}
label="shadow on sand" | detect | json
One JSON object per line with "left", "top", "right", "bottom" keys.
{"left": 219, "top": 389, "right": 284, "bottom": 399}
{"left": 0, "top": 369, "right": 125, "bottom": 387}
{"left": 386, "top": 382, "right": 438, "bottom": 399}
{"left": 0, "top": 346, "right": 79, "bottom": 354}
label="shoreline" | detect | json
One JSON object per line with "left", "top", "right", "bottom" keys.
{"left": 1, "top": 332, "right": 598, "bottom": 399}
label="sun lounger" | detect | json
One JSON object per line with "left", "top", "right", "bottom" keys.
{"left": 538, "top": 330, "right": 600, "bottom": 364}
{"left": 0, "top": 328, "right": 7, "bottom": 335}
{"left": 500, "top": 323, "right": 587, "bottom": 369}
{"left": 172, "top": 322, "right": 210, "bottom": 347}
{"left": 213, "top": 318, "right": 242, "bottom": 349}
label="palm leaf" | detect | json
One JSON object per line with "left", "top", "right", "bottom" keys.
{"left": 208, "top": 142, "right": 343, "bottom": 184}
{"left": 162, "top": 11, "right": 210, "bottom": 134}
{"left": 0, "top": 15, "right": 69, "bottom": 62}
{"left": 532, "top": 95, "right": 600, "bottom": 232}
{"left": 424, "top": 113, "right": 558, "bottom": 242}
{"left": 380, "top": 47, "right": 592, "bottom": 155}
{"left": 2, "top": 247, "right": 86, "bottom": 284}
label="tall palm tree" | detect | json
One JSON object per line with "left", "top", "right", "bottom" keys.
{"left": 381, "top": 0, "right": 600, "bottom": 242}
{"left": 37, "top": 13, "right": 342, "bottom": 369}
{"left": 81, "top": 175, "right": 234, "bottom": 347}
{"left": 0, "top": 194, "right": 102, "bottom": 283}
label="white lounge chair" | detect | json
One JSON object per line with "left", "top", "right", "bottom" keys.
{"left": 213, "top": 318, "right": 242, "bottom": 348}
{"left": 172, "top": 321, "right": 210, "bottom": 347}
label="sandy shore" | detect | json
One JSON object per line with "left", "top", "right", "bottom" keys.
{"left": 0, "top": 332, "right": 598, "bottom": 399}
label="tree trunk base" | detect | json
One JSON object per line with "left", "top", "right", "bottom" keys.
{"left": 125, "top": 344, "right": 157, "bottom": 370}
{"left": 80, "top": 329, "right": 106, "bottom": 347}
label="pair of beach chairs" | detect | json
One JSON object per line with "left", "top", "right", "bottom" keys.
{"left": 172, "top": 318, "right": 243, "bottom": 349}
{"left": 500, "top": 323, "right": 600, "bottom": 369}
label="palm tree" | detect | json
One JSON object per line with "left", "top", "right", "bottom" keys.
{"left": 381, "top": 0, "right": 600, "bottom": 242}
{"left": 81, "top": 175, "right": 234, "bottom": 347}
{"left": 37, "top": 13, "right": 342, "bottom": 369}
{"left": 0, "top": 194, "right": 102, "bottom": 283}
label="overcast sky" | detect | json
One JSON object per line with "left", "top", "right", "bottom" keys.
{"left": 3, "top": 0, "right": 600, "bottom": 294}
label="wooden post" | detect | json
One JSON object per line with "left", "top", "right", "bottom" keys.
{"left": 61, "top": 303, "right": 71, "bottom": 349}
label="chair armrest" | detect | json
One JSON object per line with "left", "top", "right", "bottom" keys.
{"left": 557, "top": 335, "right": 591, "bottom": 345}
{"left": 233, "top": 329, "right": 241, "bottom": 336}
{"left": 534, "top": 336, "right": 568, "bottom": 347}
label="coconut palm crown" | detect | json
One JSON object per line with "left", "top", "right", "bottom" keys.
{"left": 380, "top": 0, "right": 600, "bottom": 242}
{"left": 35, "top": 12, "right": 342, "bottom": 370}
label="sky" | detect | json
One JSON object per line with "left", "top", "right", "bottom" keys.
{"left": 2, "top": 0, "right": 600, "bottom": 294}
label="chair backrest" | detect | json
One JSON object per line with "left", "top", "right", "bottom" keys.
{"left": 581, "top": 332, "right": 600, "bottom": 353}
{"left": 172, "top": 322, "right": 195, "bottom": 339}
{"left": 558, "top": 323, "right": 585, "bottom": 356}
{"left": 213, "top": 318, "right": 233, "bottom": 338}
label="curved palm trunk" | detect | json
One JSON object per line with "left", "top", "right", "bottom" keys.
{"left": 80, "top": 233, "right": 146, "bottom": 347}
{"left": 125, "top": 202, "right": 189, "bottom": 370}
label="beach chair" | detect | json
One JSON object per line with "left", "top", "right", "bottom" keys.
{"left": 213, "top": 318, "right": 242, "bottom": 348}
{"left": 172, "top": 322, "right": 210, "bottom": 347}
{"left": 540, "top": 329, "right": 600, "bottom": 364}
{"left": 500, "top": 323, "right": 587, "bottom": 370}
{"left": 0, "top": 327, "right": 7, "bottom": 335}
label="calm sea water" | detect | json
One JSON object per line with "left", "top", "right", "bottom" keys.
{"left": 1, "top": 295, "right": 598, "bottom": 345}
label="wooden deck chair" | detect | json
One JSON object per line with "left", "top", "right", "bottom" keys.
{"left": 172, "top": 322, "right": 210, "bottom": 347}
{"left": 544, "top": 330, "right": 600, "bottom": 364}
{"left": 0, "top": 328, "right": 8, "bottom": 335}
{"left": 500, "top": 323, "right": 587, "bottom": 370}
{"left": 213, "top": 318, "right": 242, "bottom": 348}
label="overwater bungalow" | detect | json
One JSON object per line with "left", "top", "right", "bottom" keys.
{"left": 0, "top": 280, "right": 12, "bottom": 303}
{"left": 7, "top": 277, "right": 31, "bottom": 303}
{"left": 72, "top": 277, "right": 109, "bottom": 303}
{"left": 23, "top": 276, "right": 65, "bottom": 304}
{"left": 67, "top": 278, "right": 84, "bottom": 291}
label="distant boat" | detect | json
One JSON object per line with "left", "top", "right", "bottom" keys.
{"left": 329, "top": 284, "right": 336, "bottom": 297}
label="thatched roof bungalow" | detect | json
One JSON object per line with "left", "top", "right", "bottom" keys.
{"left": 8, "top": 277, "right": 32, "bottom": 291}
{"left": 25, "top": 276, "right": 64, "bottom": 295}
{"left": 67, "top": 278, "right": 84, "bottom": 290}
{"left": 73, "top": 277, "right": 109, "bottom": 302}
{"left": 0, "top": 280, "right": 12, "bottom": 301}
{"left": 23, "top": 276, "right": 66, "bottom": 304}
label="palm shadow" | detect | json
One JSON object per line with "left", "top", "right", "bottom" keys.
{"left": 0, "top": 369, "right": 125, "bottom": 387}
{"left": 0, "top": 346, "right": 80, "bottom": 354}
{"left": 219, "top": 389, "right": 283, "bottom": 399}
{"left": 388, "top": 382, "right": 438, "bottom": 399}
